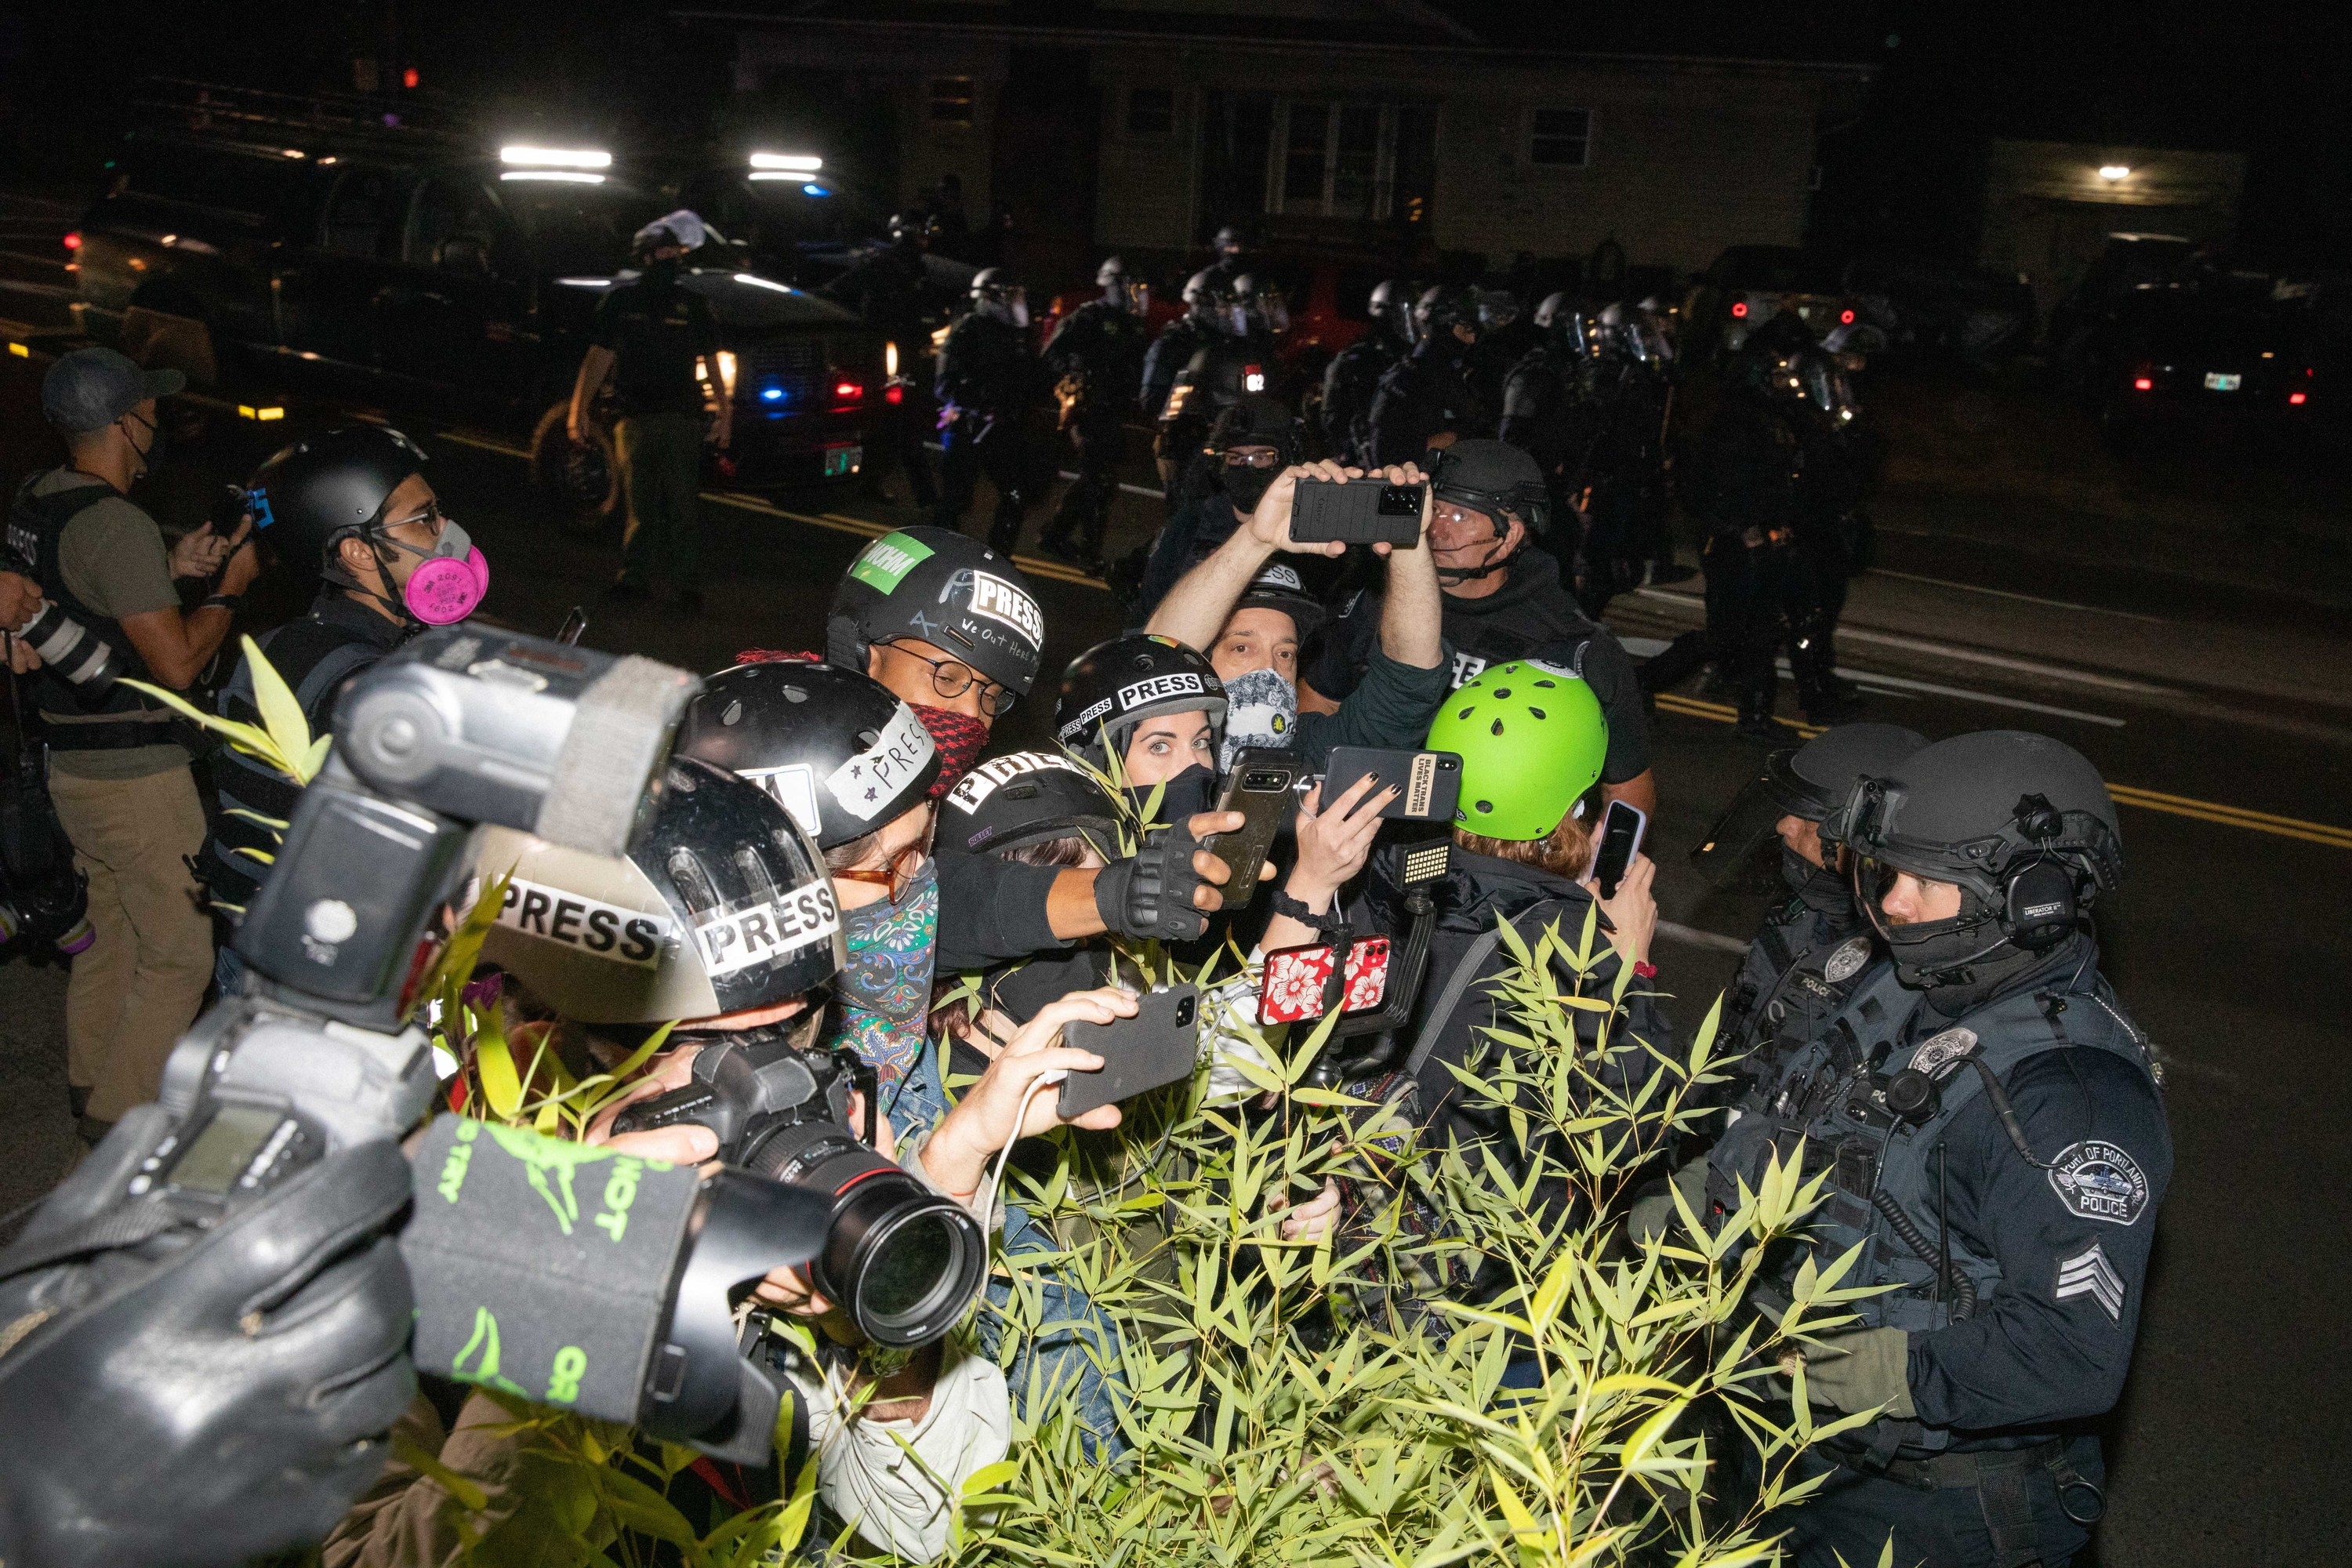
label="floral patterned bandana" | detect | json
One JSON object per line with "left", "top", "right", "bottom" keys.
{"left": 822, "top": 858, "right": 939, "bottom": 1092}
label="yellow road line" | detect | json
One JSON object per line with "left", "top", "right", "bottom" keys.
{"left": 1651, "top": 692, "right": 2352, "bottom": 851}
{"left": 436, "top": 430, "right": 532, "bottom": 459}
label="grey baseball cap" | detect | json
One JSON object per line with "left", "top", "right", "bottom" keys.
{"left": 42, "top": 347, "right": 186, "bottom": 434}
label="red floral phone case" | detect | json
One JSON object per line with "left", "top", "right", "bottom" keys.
{"left": 1258, "top": 938, "right": 1392, "bottom": 1023}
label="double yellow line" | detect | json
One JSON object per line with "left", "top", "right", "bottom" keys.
{"left": 699, "top": 491, "right": 1108, "bottom": 591}
{"left": 1652, "top": 693, "right": 2352, "bottom": 851}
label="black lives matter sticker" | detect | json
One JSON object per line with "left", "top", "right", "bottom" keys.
{"left": 495, "top": 879, "right": 670, "bottom": 968}
{"left": 2047, "top": 1139, "right": 2150, "bottom": 1226}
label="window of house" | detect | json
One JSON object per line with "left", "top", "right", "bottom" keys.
{"left": 928, "top": 77, "right": 975, "bottom": 126}
{"left": 1271, "top": 100, "right": 1414, "bottom": 220}
{"left": 1127, "top": 86, "right": 1174, "bottom": 136}
{"left": 1530, "top": 108, "right": 1592, "bottom": 168}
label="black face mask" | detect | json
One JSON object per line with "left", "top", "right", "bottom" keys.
{"left": 1128, "top": 762, "right": 1216, "bottom": 829}
{"left": 1221, "top": 463, "right": 1278, "bottom": 514}
{"left": 641, "top": 256, "right": 682, "bottom": 286}
{"left": 1782, "top": 845, "right": 1853, "bottom": 920}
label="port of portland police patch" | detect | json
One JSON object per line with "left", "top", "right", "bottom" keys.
{"left": 2048, "top": 1140, "right": 2150, "bottom": 1226}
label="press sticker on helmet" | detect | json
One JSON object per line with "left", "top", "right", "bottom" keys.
{"left": 493, "top": 877, "right": 672, "bottom": 968}
{"left": 737, "top": 763, "right": 822, "bottom": 837}
{"left": 946, "top": 750, "right": 1086, "bottom": 814}
{"left": 967, "top": 570, "right": 1044, "bottom": 649}
{"left": 1118, "top": 672, "right": 1204, "bottom": 710}
{"left": 695, "top": 884, "right": 843, "bottom": 978}
{"left": 848, "top": 532, "right": 936, "bottom": 595}
{"left": 1059, "top": 695, "right": 1115, "bottom": 741}
{"left": 826, "top": 702, "right": 936, "bottom": 822}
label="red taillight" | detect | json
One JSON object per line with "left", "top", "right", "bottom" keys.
{"left": 885, "top": 383, "right": 903, "bottom": 405}
{"left": 832, "top": 380, "right": 863, "bottom": 401}
{"left": 62, "top": 230, "right": 81, "bottom": 251}
{"left": 2132, "top": 376, "right": 2154, "bottom": 392}
{"left": 2289, "top": 390, "right": 2308, "bottom": 405}
{"left": 1730, "top": 299, "right": 1749, "bottom": 318}
{"left": 402, "top": 67, "right": 419, "bottom": 89}
{"left": 1840, "top": 307, "right": 1856, "bottom": 325}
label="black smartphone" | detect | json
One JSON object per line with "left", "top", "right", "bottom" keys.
{"left": 1591, "top": 798, "right": 1649, "bottom": 899}
{"left": 1206, "top": 749, "right": 1301, "bottom": 908}
{"left": 1058, "top": 985, "right": 1201, "bottom": 1119}
{"left": 1320, "top": 747, "right": 1462, "bottom": 822}
{"left": 1289, "top": 477, "right": 1424, "bottom": 547}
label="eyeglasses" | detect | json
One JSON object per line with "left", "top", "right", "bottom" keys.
{"left": 833, "top": 842, "right": 928, "bottom": 904}
{"left": 882, "top": 642, "right": 1016, "bottom": 716}
{"left": 379, "top": 500, "right": 450, "bottom": 539}
{"left": 1221, "top": 448, "right": 1282, "bottom": 470}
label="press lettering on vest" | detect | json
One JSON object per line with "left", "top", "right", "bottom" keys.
{"left": 826, "top": 702, "right": 937, "bottom": 822}
{"left": 1117, "top": 672, "right": 1203, "bottom": 710}
{"left": 494, "top": 878, "right": 671, "bottom": 970}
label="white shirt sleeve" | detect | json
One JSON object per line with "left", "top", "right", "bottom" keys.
{"left": 793, "top": 1343, "right": 1012, "bottom": 1562}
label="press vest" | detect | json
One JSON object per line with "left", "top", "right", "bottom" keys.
{"left": 6, "top": 474, "right": 174, "bottom": 751}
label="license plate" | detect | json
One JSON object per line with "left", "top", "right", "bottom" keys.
{"left": 823, "top": 444, "right": 862, "bottom": 477}
{"left": 2204, "top": 372, "right": 2242, "bottom": 392}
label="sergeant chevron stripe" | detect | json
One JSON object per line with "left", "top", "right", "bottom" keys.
{"left": 2055, "top": 1242, "right": 2125, "bottom": 1323}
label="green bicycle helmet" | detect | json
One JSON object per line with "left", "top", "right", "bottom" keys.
{"left": 1428, "top": 659, "right": 1608, "bottom": 840}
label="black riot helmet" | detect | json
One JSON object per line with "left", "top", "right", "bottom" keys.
{"left": 676, "top": 661, "right": 939, "bottom": 851}
{"left": 888, "top": 209, "right": 935, "bottom": 250}
{"left": 474, "top": 757, "right": 843, "bottom": 1024}
{"left": 1532, "top": 292, "right": 1595, "bottom": 359}
{"left": 1097, "top": 254, "right": 1145, "bottom": 314}
{"left": 1211, "top": 224, "right": 1246, "bottom": 261}
{"left": 1052, "top": 633, "right": 1228, "bottom": 765}
{"left": 1725, "top": 312, "right": 1819, "bottom": 400}
{"left": 1428, "top": 438, "right": 1551, "bottom": 540}
{"left": 245, "top": 425, "right": 429, "bottom": 572}
{"left": 1234, "top": 272, "right": 1290, "bottom": 334}
{"left": 1823, "top": 730, "right": 2125, "bottom": 986}
{"left": 969, "top": 266, "right": 1029, "bottom": 328}
{"left": 1183, "top": 269, "right": 1247, "bottom": 336}
{"left": 1367, "top": 278, "right": 1409, "bottom": 330}
{"left": 1413, "top": 284, "right": 1479, "bottom": 342}
{"left": 1691, "top": 722, "right": 1928, "bottom": 884}
{"left": 826, "top": 527, "right": 1046, "bottom": 698}
{"left": 937, "top": 750, "right": 1122, "bottom": 858}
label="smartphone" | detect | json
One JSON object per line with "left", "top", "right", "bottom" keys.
{"left": 1290, "top": 476, "right": 1424, "bottom": 547}
{"left": 1320, "top": 747, "right": 1462, "bottom": 822}
{"left": 1591, "top": 799, "right": 1648, "bottom": 899}
{"left": 1058, "top": 985, "right": 1201, "bottom": 1119}
{"left": 1206, "top": 749, "right": 1301, "bottom": 908}
{"left": 1258, "top": 938, "right": 1392, "bottom": 1025}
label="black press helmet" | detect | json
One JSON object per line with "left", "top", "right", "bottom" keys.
{"left": 474, "top": 757, "right": 841, "bottom": 1023}
{"left": 246, "top": 425, "right": 429, "bottom": 572}
{"left": 826, "top": 527, "right": 1046, "bottom": 698}
{"left": 1691, "top": 722, "right": 1928, "bottom": 882}
{"left": 1823, "top": 730, "right": 2125, "bottom": 985}
{"left": 1428, "top": 438, "right": 1551, "bottom": 539}
{"left": 938, "top": 750, "right": 1122, "bottom": 858}
{"left": 1413, "top": 284, "right": 1479, "bottom": 341}
{"left": 1052, "top": 633, "right": 1227, "bottom": 764}
{"left": 675, "top": 660, "right": 939, "bottom": 851}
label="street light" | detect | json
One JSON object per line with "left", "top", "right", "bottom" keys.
{"left": 2098, "top": 165, "right": 2131, "bottom": 181}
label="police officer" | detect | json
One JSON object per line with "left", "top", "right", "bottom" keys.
{"left": 1319, "top": 279, "right": 1410, "bottom": 466}
{"left": 832, "top": 211, "right": 941, "bottom": 509}
{"left": 1039, "top": 256, "right": 1148, "bottom": 573}
{"left": 933, "top": 267, "right": 1044, "bottom": 554}
{"left": 1367, "top": 284, "right": 1491, "bottom": 467}
{"left": 1687, "top": 723, "right": 1928, "bottom": 1080}
{"left": 1780, "top": 336, "right": 1875, "bottom": 724}
{"left": 196, "top": 428, "right": 489, "bottom": 967}
{"left": 1639, "top": 313, "right": 1814, "bottom": 739}
{"left": 1140, "top": 270, "right": 1240, "bottom": 497}
{"left": 1149, "top": 272, "right": 1276, "bottom": 505}
{"left": 1202, "top": 223, "right": 1249, "bottom": 285}
{"left": 1497, "top": 292, "right": 1603, "bottom": 578}
{"left": 1465, "top": 287, "right": 1537, "bottom": 415}
{"left": 1301, "top": 438, "right": 1656, "bottom": 815}
{"left": 571, "top": 209, "right": 726, "bottom": 609}
{"left": 1695, "top": 730, "right": 2168, "bottom": 1568}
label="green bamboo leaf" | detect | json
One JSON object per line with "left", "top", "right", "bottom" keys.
{"left": 241, "top": 633, "right": 314, "bottom": 775}
{"left": 391, "top": 1432, "right": 488, "bottom": 1513}
{"left": 300, "top": 731, "right": 333, "bottom": 783}
{"left": 475, "top": 1018, "right": 524, "bottom": 1120}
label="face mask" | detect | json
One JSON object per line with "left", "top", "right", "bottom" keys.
{"left": 1783, "top": 844, "right": 1857, "bottom": 925}
{"left": 1221, "top": 461, "right": 1278, "bottom": 514}
{"left": 909, "top": 703, "right": 989, "bottom": 796}
{"left": 823, "top": 857, "right": 938, "bottom": 1094}
{"left": 119, "top": 412, "right": 162, "bottom": 481}
{"left": 394, "top": 521, "right": 490, "bottom": 626}
{"left": 1129, "top": 761, "right": 1215, "bottom": 828}
{"left": 643, "top": 256, "right": 682, "bottom": 285}
{"left": 1219, "top": 666, "right": 1297, "bottom": 772}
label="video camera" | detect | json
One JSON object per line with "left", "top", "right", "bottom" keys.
{"left": 0, "top": 627, "right": 860, "bottom": 1465}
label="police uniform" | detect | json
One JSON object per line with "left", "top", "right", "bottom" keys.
{"left": 931, "top": 309, "right": 1042, "bottom": 554}
{"left": 834, "top": 242, "right": 938, "bottom": 507}
{"left": 1040, "top": 296, "right": 1145, "bottom": 564}
{"left": 1320, "top": 325, "right": 1406, "bottom": 466}
{"left": 589, "top": 267, "right": 720, "bottom": 594}
{"left": 1366, "top": 335, "right": 1491, "bottom": 468}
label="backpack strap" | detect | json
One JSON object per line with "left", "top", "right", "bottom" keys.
{"left": 1400, "top": 926, "right": 1508, "bottom": 1080}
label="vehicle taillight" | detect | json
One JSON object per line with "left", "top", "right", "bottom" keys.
{"left": 832, "top": 380, "right": 864, "bottom": 404}
{"left": 1730, "top": 299, "right": 1749, "bottom": 319}
{"left": 62, "top": 231, "right": 81, "bottom": 251}
{"left": 885, "top": 383, "right": 903, "bottom": 405}
{"left": 1839, "top": 307, "right": 1856, "bottom": 325}
{"left": 2132, "top": 376, "right": 2154, "bottom": 392}
{"left": 2288, "top": 390, "right": 2308, "bottom": 405}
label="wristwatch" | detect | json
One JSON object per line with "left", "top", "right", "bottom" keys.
{"left": 201, "top": 592, "right": 242, "bottom": 614}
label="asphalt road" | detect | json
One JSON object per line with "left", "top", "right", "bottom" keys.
{"left": 2, "top": 274, "right": 2349, "bottom": 1565}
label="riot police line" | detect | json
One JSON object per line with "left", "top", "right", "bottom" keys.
{"left": 0, "top": 332, "right": 2162, "bottom": 1568}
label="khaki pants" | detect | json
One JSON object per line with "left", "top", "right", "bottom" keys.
{"left": 615, "top": 411, "right": 704, "bottom": 590}
{"left": 48, "top": 765, "right": 215, "bottom": 1123}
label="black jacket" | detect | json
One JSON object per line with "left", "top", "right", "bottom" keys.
{"left": 934, "top": 313, "right": 1038, "bottom": 420}
{"left": 1367, "top": 339, "right": 1491, "bottom": 466}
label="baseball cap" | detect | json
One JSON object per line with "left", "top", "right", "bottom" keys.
{"left": 42, "top": 347, "right": 185, "bottom": 434}
{"left": 632, "top": 209, "right": 708, "bottom": 255}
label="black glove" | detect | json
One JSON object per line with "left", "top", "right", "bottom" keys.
{"left": 1094, "top": 812, "right": 1218, "bottom": 942}
{"left": 0, "top": 1110, "right": 417, "bottom": 1568}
